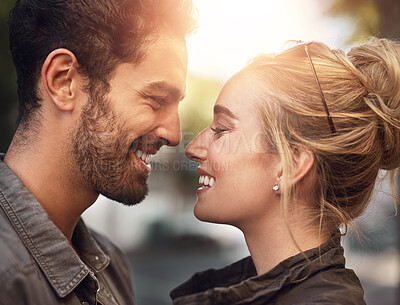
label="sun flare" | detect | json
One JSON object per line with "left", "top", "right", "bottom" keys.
{"left": 188, "top": 0, "right": 353, "bottom": 80}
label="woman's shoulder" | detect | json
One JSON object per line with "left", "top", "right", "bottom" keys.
{"left": 171, "top": 234, "right": 366, "bottom": 305}
{"left": 269, "top": 233, "right": 365, "bottom": 305}
{"left": 276, "top": 266, "right": 365, "bottom": 304}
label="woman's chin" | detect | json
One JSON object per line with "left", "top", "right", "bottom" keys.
{"left": 194, "top": 203, "right": 216, "bottom": 223}
{"left": 194, "top": 203, "right": 232, "bottom": 225}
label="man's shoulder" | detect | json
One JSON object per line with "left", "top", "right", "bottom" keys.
{"left": 0, "top": 210, "right": 54, "bottom": 304}
{"left": 0, "top": 208, "right": 35, "bottom": 276}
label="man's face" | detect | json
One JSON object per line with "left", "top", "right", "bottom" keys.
{"left": 71, "top": 33, "right": 188, "bottom": 205}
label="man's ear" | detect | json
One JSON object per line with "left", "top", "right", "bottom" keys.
{"left": 41, "top": 48, "right": 80, "bottom": 112}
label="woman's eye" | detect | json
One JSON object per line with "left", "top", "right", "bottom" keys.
{"left": 211, "top": 127, "right": 228, "bottom": 138}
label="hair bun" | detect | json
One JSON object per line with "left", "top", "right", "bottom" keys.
{"left": 347, "top": 38, "right": 400, "bottom": 170}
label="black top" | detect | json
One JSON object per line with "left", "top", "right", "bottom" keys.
{"left": 171, "top": 233, "right": 365, "bottom": 304}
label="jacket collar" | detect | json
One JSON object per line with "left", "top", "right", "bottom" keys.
{"left": 0, "top": 156, "right": 110, "bottom": 298}
{"left": 171, "top": 233, "right": 343, "bottom": 304}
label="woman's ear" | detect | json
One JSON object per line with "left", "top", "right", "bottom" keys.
{"left": 273, "top": 146, "right": 314, "bottom": 195}
{"left": 41, "top": 48, "right": 80, "bottom": 112}
{"left": 290, "top": 145, "right": 315, "bottom": 186}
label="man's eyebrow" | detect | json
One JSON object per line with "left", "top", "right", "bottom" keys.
{"left": 142, "top": 81, "right": 185, "bottom": 101}
{"left": 214, "top": 105, "right": 239, "bottom": 120}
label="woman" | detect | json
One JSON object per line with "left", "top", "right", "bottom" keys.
{"left": 171, "top": 38, "right": 400, "bottom": 304}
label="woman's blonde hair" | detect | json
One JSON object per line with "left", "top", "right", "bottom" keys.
{"left": 246, "top": 38, "right": 400, "bottom": 240}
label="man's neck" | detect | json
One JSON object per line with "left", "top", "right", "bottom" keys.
{"left": 4, "top": 139, "right": 98, "bottom": 244}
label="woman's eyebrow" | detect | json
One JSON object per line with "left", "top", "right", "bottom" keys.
{"left": 213, "top": 105, "right": 239, "bottom": 120}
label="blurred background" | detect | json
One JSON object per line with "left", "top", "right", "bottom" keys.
{"left": 1, "top": 0, "right": 399, "bottom": 304}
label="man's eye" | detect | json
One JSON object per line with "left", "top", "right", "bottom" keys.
{"left": 144, "top": 96, "right": 165, "bottom": 110}
{"left": 150, "top": 96, "right": 166, "bottom": 105}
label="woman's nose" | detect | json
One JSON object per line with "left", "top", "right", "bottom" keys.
{"left": 185, "top": 128, "right": 209, "bottom": 162}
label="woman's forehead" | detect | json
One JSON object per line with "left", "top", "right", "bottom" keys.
{"left": 215, "top": 70, "right": 264, "bottom": 111}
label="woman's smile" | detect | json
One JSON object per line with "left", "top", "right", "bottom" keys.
{"left": 197, "top": 168, "right": 216, "bottom": 193}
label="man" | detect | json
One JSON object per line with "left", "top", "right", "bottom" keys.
{"left": 0, "top": 0, "right": 196, "bottom": 304}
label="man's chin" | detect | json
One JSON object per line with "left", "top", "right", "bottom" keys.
{"left": 100, "top": 185, "right": 149, "bottom": 206}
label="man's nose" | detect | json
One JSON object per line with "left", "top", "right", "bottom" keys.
{"left": 156, "top": 108, "right": 181, "bottom": 147}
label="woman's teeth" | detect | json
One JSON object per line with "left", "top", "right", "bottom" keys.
{"left": 134, "top": 149, "right": 152, "bottom": 164}
{"left": 199, "top": 175, "right": 215, "bottom": 187}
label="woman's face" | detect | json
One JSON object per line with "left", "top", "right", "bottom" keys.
{"left": 185, "top": 71, "right": 282, "bottom": 228}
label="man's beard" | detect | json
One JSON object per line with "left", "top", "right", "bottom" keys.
{"left": 70, "top": 96, "right": 148, "bottom": 206}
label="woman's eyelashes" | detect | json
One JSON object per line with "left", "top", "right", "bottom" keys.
{"left": 210, "top": 126, "right": 229, "bottom": 139}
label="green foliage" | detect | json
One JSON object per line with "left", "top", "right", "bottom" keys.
{"left": 328, "top": 0, "right": 400, "bottom": 42}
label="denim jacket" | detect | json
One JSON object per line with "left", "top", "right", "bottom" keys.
{"left": 0, "top": 156, "right": 135, "bottom": 305}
